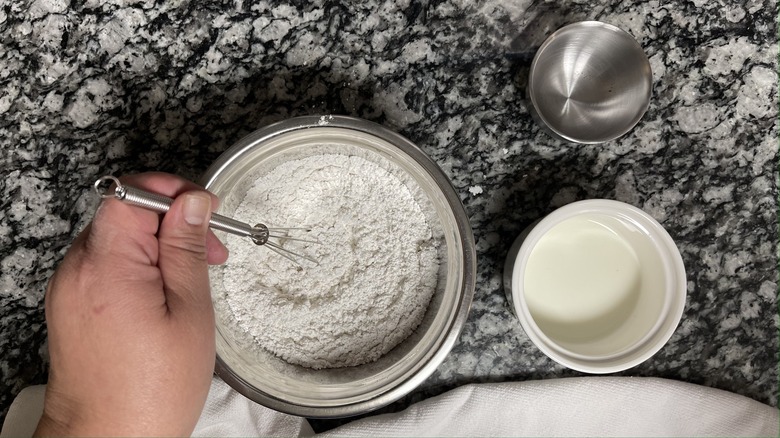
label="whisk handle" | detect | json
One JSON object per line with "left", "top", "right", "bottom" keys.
{"left": 93, "top": 175, "right": 257, "bottom": 239}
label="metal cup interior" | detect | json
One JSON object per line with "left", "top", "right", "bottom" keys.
{"left": 528, "top": 21, "right": 652, "bottom": 144}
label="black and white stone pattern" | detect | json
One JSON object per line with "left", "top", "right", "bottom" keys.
{"left": 1, "top": 0, "right": 777, "bottom": 427}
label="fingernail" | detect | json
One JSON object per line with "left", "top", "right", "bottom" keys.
{"left": 183, "top": 192, "right": 211, "bottom": 226}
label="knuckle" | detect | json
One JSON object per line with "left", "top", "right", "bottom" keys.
{"left": 159, "top": 234, "right": 209, "bottom": 262}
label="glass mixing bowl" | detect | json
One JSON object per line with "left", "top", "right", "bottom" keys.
{"left": 201, "top": 115, "right": 476, "bottom": 418}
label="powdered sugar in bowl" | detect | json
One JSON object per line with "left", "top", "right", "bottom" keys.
{"left": 201, "top": 116, "right": 476, "bottom": 417}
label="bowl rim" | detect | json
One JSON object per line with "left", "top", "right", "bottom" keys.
{"left": 200, "top": 115, "right": 476, "bottom": 418}
{"left": 527, "top": 21, "right": 653, "bottom": 144}
{"left": 507, "top": 199, "right": 686, "bottom": 374}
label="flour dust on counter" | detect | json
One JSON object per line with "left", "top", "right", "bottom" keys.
{"left": 219, "top": 152, "right": 441, "bottom": 369}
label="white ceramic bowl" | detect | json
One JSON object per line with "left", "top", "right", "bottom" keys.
{"left": 503, "top": 200, "right": 686, "bottom": 373}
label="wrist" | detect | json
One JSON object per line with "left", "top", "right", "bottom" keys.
{"left": 34, "top": 411, "right": 72, "bottom": 437}
{"left": 34, "top": 392, "right": 87, "bottom": 437}
{"left": 34, "top": 391, "right": 102, "bottom": 437}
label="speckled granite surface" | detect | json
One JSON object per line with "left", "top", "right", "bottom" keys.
{"left": 1, "top": 0, "right": 778, "bottom": 427}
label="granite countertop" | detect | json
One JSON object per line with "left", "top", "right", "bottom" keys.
{"left": 1, "top": 0, "right": 778, "bottom": 427}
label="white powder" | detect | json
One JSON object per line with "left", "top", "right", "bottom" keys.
{"left": 220, "top": 152, "right": 441, "bottom": 369}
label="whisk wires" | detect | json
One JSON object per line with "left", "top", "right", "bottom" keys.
{"left": 251, "top": 224, "right": 319, "bottom": 266}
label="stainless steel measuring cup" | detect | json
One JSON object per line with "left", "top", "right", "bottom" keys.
{"left": 528, "top": 21, "right": 652, "bottom": 144}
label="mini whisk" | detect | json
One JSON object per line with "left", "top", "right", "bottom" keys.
{"left": 93, "top": 175, "right": 317, "bottom": 265}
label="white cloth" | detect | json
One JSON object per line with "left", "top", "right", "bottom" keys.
{"left": 3, "top": 376, "right": 778, "bottom": 437}
{"left": 193, "top": 377, "right": 313, "bottom": 437}
{"left": 314, "top": 377, "right": 779, "bottom": 437}
{"left": 0, "top": 385, "right": 45, "bottom": 438}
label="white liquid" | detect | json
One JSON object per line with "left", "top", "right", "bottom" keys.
{"left": 524, "top": 214, "right": 665, "bottom": 356}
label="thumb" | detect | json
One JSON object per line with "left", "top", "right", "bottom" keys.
{"left": 157, "top": 190, "right": 214, "bottom": 314}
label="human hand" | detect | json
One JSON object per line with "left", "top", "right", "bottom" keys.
{"left": 35, "top": 173, "right": 228, "bottom": 436}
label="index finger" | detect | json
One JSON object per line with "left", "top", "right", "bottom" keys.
{"left": 86, "top": 173, "right": 222, "bottom": 266}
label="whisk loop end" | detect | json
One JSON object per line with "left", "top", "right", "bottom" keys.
{"left": 92, "top": 175, "right": 318, "bottom": 266}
